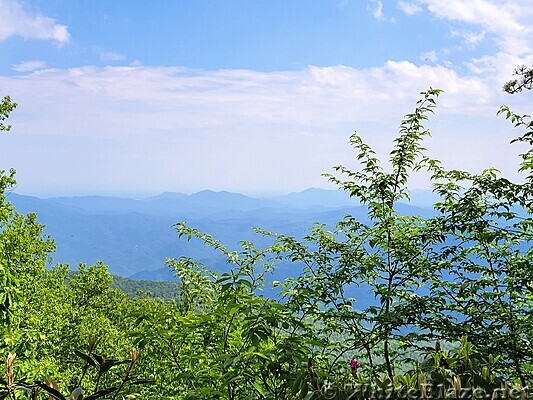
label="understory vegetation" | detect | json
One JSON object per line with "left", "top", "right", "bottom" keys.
{"left": 0, "top": 73, "right": 532, "bottom": 399}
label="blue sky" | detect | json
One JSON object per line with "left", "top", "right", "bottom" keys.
{"left": 0, "top": 0, "right": 532, "bottom": 197}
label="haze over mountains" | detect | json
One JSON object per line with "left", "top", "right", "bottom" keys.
{"left": 8, "top": 188, "right": 436, "bottom": 281}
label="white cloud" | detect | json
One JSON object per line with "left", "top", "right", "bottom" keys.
{"left": 397, "top": 0, "right": 533, "bottom": 90}
{"left": 11, "top": 60, "right": 47, "bottom": 72}
{"left": 0, "top": 63, "right": 500, "bottom": 135}
{"left": 465, "top": 51, "right": 533, "bottom": 78}
{"left": 1, "top": 61, "right": 530, "bottom": 194}
{"left": 0, "top": 0, "right": 70, "bottom": 43}
{"left": 401, "top": 0, "right": 533, "bottom": 56}
{"left": 397, "top": 1, "right": 422, "bottom": 15}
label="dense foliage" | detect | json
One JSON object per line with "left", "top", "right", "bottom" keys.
{"left": 0, "top": 79, "right": 531, "bottom": 399}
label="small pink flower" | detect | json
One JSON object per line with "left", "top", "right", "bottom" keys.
{"left": 349, "top": 358, "right": 361, "bottom": 371}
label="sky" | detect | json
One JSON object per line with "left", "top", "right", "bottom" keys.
{"left": 0, "top": 0, "right": 532, "bottom": 198}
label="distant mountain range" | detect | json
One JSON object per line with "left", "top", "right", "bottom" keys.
{"left": 7, "top": 188, "right": 436, "bottom": 281}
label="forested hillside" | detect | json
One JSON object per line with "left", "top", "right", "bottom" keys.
{"left": 110, "top": 275, "right": 181, "bottom": 300}
{"left": 0, "top": 82, "right": 532, "bottom": 399}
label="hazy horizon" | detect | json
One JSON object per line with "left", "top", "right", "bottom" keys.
{"left": 11, "top": 185, "right": 339, "bottom": 200}
{"left": 9, "top": 186, "right": 443, "bottom": 211}
{"left": 12, "top": 186, "right": 344, "bottom": 200}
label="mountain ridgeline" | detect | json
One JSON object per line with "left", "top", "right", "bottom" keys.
{"left": 8, "top": 188, "right": 436, "bottom": 281}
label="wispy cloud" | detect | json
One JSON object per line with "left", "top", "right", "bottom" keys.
{"left": 397, "top": 1, "right": 422, "bottom": 15}
{"left": 1, "top": 61, "right": 529, "bottom": 194}
{"left": 399, "top": 0, "right": 533, "bottom": 56}
{"left": 0, "top": 0, "right": 70, "bottom": 43}
{"left": 0, "top": 63, "right": 499, "bottom": 136}
{"left": 451, "top": 29, "right": 487, "bottom": 47}
{"left": 368, "top": 0, "right": 384, "bottom": 19}
{"left": 397, "top": 0, "right": 533, "bottom": 88}
{"left": 11, "top": 60, "right": 47, "bottom": 72}
{"left": 100, "top": 51, "right": 126, "bottom": 62}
